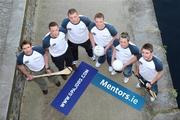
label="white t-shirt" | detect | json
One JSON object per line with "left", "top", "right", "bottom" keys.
{"left": 61, "top": 16, "right": 91, "bottom": 44}
{"left": 138, "top": 56, "right": 163, "bottom": 82}
{"left": 43, "top": 31, "right": 68, "bottom": 57}
{"left": 17, "top": 46, "right": 45, "bottom": 72}
{"left": 89, "top": 22, "right": 117, "bottom": 47}
{"left": 113, "top": 41, "right": 139, "bottom": 64}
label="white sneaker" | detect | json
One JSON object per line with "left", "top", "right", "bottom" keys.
{"left": 150, "top": 96, "right": 155, "bottom": 102}
{"left": 95, "top": 62, "right": 101, "bottom": 67}
{"left": 73, "top": 60, "right": 78, "bottom": 65}
{"left": 91, "top": 55, "right": 96, "bottom": 61}
{"left": 123, "top": 77, "right": 129, "bottom": 83}
{"left": 108, "top": 66, "right": 113, "bottom": 72}
{"left": 136, "top": 83, "right": 141, "bottom": 88}
{"left": 111, "top": 70, "right": 117, "bottom": 75}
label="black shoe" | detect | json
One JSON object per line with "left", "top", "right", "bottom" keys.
{"left": 71, "top": 64, "right": 77, "bottom": 71}
{"left": 55, "top": 81, "right": 61, "bottom": 87}
{"left": 116, "top": 70, "right": 122, "bottom": 73}
{"left": 61, "top": 75, "right": 68, "bottom": 80}
{"left": 42, "top": 89, "right": 48, "bottom": 95}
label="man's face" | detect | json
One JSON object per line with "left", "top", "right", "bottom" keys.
{"left": 68, "top": 12, "right": 80, "bottom": 24}
{"left": 95, "top": 17, "right": 105, "bottom": 29}
{"left": 22, "top": 44, "right": 32, "bottom": 56}
{"left": 141, "top": 49, "right": 153, "bottom": 61}
{"left": 120, "top": 38, "right": 129, "bottom": 48}
{"left": 49, "top": 25, "right": 59, "bottom": 38}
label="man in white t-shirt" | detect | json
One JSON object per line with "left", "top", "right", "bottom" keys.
{"left": 16, "top": 40, "right": 60, "bottom": 95}
{"left": 123, "top": 43, "right": 163, "bottom": 102}
{"left": 89, "top": 12, "right": 119, "bottom": 72}
{"left": 112, "top": 32, "right": 139, "bottom": 83}
{"left": 61, "top": 8, "right": 94, "bottom": 64}
{"left": 43, "top": 22, "right": 75, "bottom": 80}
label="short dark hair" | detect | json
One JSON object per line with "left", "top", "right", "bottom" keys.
{"left": 120, "top": 32, "right": 130, "bottom": 41}
{"left": 48, "top": 21, "right": 58, "bottom": 29}
{"left": 67, "top": 8, "right": 78, "bottom": 16}
{"left": 94, "top": 12, "right": 104, "bottom": 20}
{"left": 20, "top": 40, "right": 32, "bottom": 49}
{"left": 141, "top": 43, "right": 153, "bottom": 53}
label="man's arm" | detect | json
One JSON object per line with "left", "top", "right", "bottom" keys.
{"left": 17, "top": 65, "right": 33, "bottom": 80}
{"left": 151, "top": 70, "right": 163, "bottom": 85}
{"left": 111, "top": 47, "right": 116, "bottom": 63}
{"left": 43, "top": 48, "right": 53, "bottom": 74}
{"left": 89, "top": 32, "right": 96, "bottom": 49}
{"left": 122, "top": 55, "right": 138, "bottom": 70}
{"left": 44, "top": 48, "right": 50, "bottom": 69}
{"left": 146, "top": 70, "right": 163, "bottom": 89}
{"left": 134, "top": 62, "right": 140, "bottom": 75}
{"left": 105, "top": 34, "right": 119, "bottom": 51}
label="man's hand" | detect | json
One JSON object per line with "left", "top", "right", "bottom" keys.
{"left": 121, "top": 63, "right": 127, "bottom": 71}
{"left": 26, "top": 74, "right": 33, "bottom": 80}
{"left": 146, "top": 82, "right": 152, "bottom": 89}
{"left": 45, "top": 67, "right": 53, "bottom": 74}
{"left": 133, "top": 70, "right": 139, "bottom": 77}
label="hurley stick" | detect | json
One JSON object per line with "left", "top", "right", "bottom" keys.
{"left": 132, "top": 71, "right": 157, "bottom": 98}
{"left": 33, "top": 67, "right": 72, "bottom": 79}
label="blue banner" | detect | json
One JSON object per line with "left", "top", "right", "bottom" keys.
{"left": 91, "top": 73, "right": 145, "bottom": 110}
{"left": 51, "top": 62, "right": 98, "bottom": 115}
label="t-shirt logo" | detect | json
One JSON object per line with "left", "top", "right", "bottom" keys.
{"left": 24, "top": 60, "right": 29, "bottom": 64}
{"left": 115, "top": 48, "right": 119, "bottom": 52}
{"left": 139, "top": 61, "right": 142, "bottom": 65}
{"left": 102, "top": 35, "right": 109, "bottom": 38}
{"left": 92, "top": 32, "right": 96, "bottom": 35}
{"left": 67, "top": 28, "right": 72, "bottom": 31}
{"left": 52, "top": 43, "right": 56, "bottom": 47}
{"left": 79, "top": 27, "right": 86, "bottom": 30}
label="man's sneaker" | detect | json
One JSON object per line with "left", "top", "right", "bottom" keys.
{"left": 136, "top": 83, "right": 141, "bottom": 88}
{"left": 61, "top": 75, "right": 68, "bottom": 80}
{"left": 111, "top": 70, "right": 117, "bottom": 75}
{"left": 42, "top": 89, "right": 48, "bottom": 95}
{"left": 55, "top": 81, "right": 61, "bottom": 87}
{"left": 150, "top": 96, "right": 155, "bottom": 102}
{"left": 91, "top": 55, "right": 96, "bottom": 61}
{"left": 95, "top": 62, "right": 101, "bottom": 68}
{"left": 73, "top": 60, "right": 78, "bottom": 65}
{"left": 108, "top": 66, "right": 113, "bottom": 72}
{"left": 123, "top": 77, "right": 129, "bottom": 83}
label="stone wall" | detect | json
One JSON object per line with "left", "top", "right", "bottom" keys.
{"left": 0, "top": 0, "right": 26, "bottom": 119}
{"left": 128, "top": 0, "right": 180, "bottom": 119}
{"left": 7, "top": 0, "right": 38, "bottom": 119}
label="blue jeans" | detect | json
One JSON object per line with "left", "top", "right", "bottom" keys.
{"left": 151, "top": 83, "right": 158, "bottom": 94}
{"left": 97, "top": 47, "right": 112, "bottom": 66}
{"left": 123, "top": 65, "right": 133, "bottom": 77}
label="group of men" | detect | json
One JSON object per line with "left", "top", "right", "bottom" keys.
{"left": 16, "top": 8, "right": 163, "bottom": 102}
